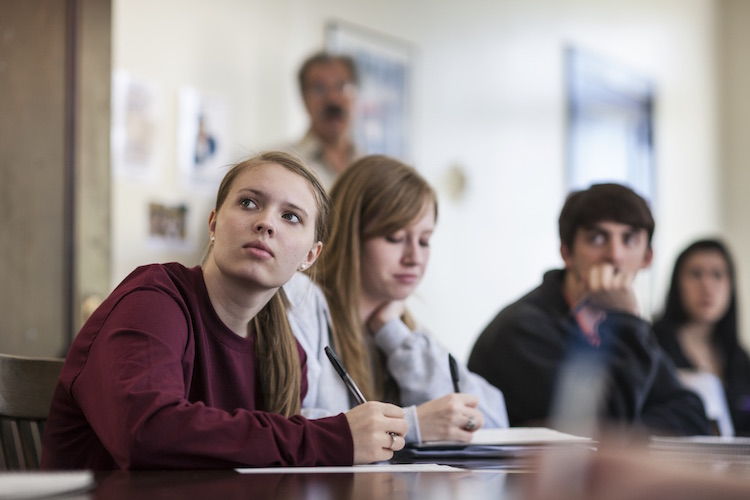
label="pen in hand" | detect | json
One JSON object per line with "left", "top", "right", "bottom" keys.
{"left": 325, "top": 345, "right": 367, "bottom": 405}
{"left": 325, "top": 345, "right": 401, "bottom": 444}
{"left": 449, "top": 354, "right": 460, "bottom": 393}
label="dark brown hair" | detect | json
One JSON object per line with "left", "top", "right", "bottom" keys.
{"left": 558, "top": 183, "right": 655, "bottom": 250}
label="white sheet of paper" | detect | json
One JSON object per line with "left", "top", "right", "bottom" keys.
{"left": 0, "top": 471, "right": 95, "bottom": 499}
{"left": 236, "top": 463, "right": 463, "bottom": 474}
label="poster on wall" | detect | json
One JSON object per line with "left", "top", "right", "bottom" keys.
{"left": 111, "top": 71, "right": 161, "bottom": 182}
{"left": 565, "top": 47, "right": 655, "bottom": 205}
{"left": 177, "top": 86, "right": 230, "bottom": 190}
{"left": 147, "top": 201, "right": 192, "bottom": 251}
{"left": 326, "top": 20, "right": 413, "bottom": 161}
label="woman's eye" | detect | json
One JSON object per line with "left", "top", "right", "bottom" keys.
{"left": 282, "top": 212, "right": 301, "bottom": 223}
{"left": 386, "top": 236, "right": 403, "bottom": 244}
{"left": 240, "top": 198, "right": 257, "bottom": 209}
{"left": 419, "top": 239, "right": 431, "bottom": 248}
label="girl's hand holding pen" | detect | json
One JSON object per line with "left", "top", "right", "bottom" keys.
{"left": 416, "top": 393, "right": 482, "bottom": 443}
{"left": 345, "top": 402, "right": 408, "bottom": 464}
{"left": 325, "top": 346, "right": 407, "bottom": 462}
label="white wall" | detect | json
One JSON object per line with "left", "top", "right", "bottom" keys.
{"left": 112, "top": 0, "right": 724, "bottom": 361}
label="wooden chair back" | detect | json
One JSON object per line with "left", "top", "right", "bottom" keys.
{"left": 0, "top": 353, "right": 64, "bottom": 470}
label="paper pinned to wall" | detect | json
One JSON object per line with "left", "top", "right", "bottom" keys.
{"left": 177, "top": 86, "right": 231, "bottom": 191}
{"left": 111, "top": 70, "right": 162, "bottom": 183}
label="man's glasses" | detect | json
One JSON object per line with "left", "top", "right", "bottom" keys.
{"left": 305, "top": 81, "right": 356, "bottom": 98}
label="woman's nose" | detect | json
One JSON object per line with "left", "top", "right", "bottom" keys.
{"left": 402, "top": 240, "right": 421, "bottom": 263}
{"left": 254, "top": 217, "right": 275, "bottom": 236}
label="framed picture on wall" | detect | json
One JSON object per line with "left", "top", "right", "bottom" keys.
{"left": 326, "top": 20, "right": 414, "bottom": 161}
{"left": 565, "top": 47, "right": 655, "bottom": 205}
{"left": 147, "top": 200, "right": 191, "bottom": 250}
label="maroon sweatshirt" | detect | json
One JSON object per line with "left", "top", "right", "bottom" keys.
{"left": 41, "top": 263, "right": 353, "bottom": 469}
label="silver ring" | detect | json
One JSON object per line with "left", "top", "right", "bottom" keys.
{"left": 464, "top": 416, "right": 476, "bottom": 431}
{"left": 389, "top": 433, "right": 396, "bottom": 450}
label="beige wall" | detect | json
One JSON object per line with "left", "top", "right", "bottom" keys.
{"left": 75, "top": 0, "right": 113, "bottom": 336}
{"left": 719, "top": 0, "right": 750, "bottom": 346}
{"left": 0, "top": 1, "right": 68, "bottom": 356}
{"left": 0, "top": 0, "right": 111, "bottom": 356}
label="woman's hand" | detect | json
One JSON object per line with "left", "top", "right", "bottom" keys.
{"left": 345, "top": 402, "right": 408, "bottom": 464}
{"left": 416, "top": 393, "right": 483, "bottom": 442}
{"left": 366, "top": 301, "right": 407, "bottom": 335}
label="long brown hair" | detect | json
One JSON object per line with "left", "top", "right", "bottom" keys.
{"left": 317, "top": 155, "right": 437, "bottom": 401}
{"left": 212, "top": 151, "right": 329, "bottom": 416}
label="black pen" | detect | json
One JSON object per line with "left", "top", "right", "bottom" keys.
{"left": 325, "top": 346, "right": 367, "bottom": 405}
{"left": 448, "top": 354, "right": 460, "bottom": 393}
{"left": 326, "top": 345, "right": 400, "bottom": 444}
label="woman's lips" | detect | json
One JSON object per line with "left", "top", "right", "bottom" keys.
{"left": 243, "top": 241, "right": 274, "bottom": 258}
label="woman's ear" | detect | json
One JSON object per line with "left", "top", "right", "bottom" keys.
{"left": 301, "top": 241, "right": 323, "bottom": 269}
{"left": 208, "top": 210, "right": 217, "bottom": 240}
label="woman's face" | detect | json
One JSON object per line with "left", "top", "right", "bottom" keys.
{"left": 359, "top": 202, "right": 436, "bottom": 304}
{"left": 678, "top": 249, "right": 732, "bottom": 324}
{"left": 208, "top": 162, "right": 322, "bottom": 289}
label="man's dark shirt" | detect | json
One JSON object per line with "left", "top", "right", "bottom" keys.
{"left": 469, "top": 270, "right": 709, "bottom": 436}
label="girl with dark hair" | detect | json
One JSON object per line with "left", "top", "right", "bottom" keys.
{"left": 654, "top": 238, "right": 750, "bottom": 435}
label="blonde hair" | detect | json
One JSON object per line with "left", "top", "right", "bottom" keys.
{"left": 317, "top": 155, "right": 438, "bottom": 401}
{"left": 213, "top": 151, "right": 329, "bottom": 416}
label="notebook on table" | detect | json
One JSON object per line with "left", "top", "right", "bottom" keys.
{"left": 650, "top": 435, "right": 750, "bottom": 468}
{"left": 393, "top": 427, "right": 594, "bottom": 468}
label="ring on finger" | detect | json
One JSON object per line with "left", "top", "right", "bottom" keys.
{"left": 389, "top": 432, "right": 396, "bottom": 450}
{"left": 464, "top": 415, "right": 476, "bottom": 431}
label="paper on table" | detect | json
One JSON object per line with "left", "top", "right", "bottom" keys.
{"left": 0, "top": 471, "right": 94, "bottom": 500}
{"left": 236, "top": 463, "right": 463, "bottom": 474}
{"left": 416, "top": 427, "right": 593, "bottom": 448}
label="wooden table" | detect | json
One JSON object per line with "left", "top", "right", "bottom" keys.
{"left": 84, "top": 467, "right": 527, "bottom": 499}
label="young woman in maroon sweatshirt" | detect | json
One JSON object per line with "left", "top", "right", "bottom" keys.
{"left": 42, "top": 151, "right": 407, "bottom": 470}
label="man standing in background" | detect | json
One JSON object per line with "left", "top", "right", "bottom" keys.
{"left": 283, "top": 52, "right": 361, "bottom": 189}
